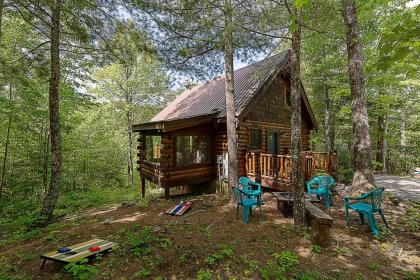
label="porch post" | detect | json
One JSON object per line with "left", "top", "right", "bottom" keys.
{"left": 327, "top": 150, "right": 333, "bottom": 174}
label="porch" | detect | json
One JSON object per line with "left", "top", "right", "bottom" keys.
{"left": 245, "top": 151, "right": 337, "bottom": 191}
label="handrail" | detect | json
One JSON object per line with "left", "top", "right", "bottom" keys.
{"left": 245, "top": 151, "right": 337, "bottom": 183}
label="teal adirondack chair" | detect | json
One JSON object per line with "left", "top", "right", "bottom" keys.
{"left": 306, "top": 175, "right": 334, "bottom": 208}
{"left": 232, "top": 185, "right": 262, "bottom": 224}
{"left": 344, "top": 187, "right": 389, "bottom": 236}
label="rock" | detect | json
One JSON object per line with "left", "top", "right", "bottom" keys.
{"left": 104, "top": 218, "right": 113, "bottom": 225}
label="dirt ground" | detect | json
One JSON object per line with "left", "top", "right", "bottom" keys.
{"left": 0, "top": 191, "right": 419, "bottom": 280}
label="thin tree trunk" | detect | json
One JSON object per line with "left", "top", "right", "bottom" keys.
{"left": 382, "top": 116, "right": 387, "bottom": 173}
{"left": 43, "top": 125, "right": 49, "bottom": 193}
{"left": 375, "top": 115, "right": 384, "bottom": 172}
{"left": 291, "top": 8, "right": 305, "bottom": 232}
{"left": 224, "top": 0, "right": 238, "bottom": 203}
{"left": 323, "top": 82, "right": 332, "bottom": 152}
{"left": 0, "top": 0, "right": 4, "bottom": 42}
{"left": 126, "top": 99, "right": 133, "bottom": 188}
{"left": 0, "top": 85, "right": 13, "bottom": 202}
{"left": 399, "top": 110, "right": 407, "bottom": 173}
{"left": 40, "top": 0, "right": 61, "bottom": 222}
{"left": 342, "top": 0, "right": 374, "bottom": 195}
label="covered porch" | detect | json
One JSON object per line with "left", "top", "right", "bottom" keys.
{"left": 245, "top": 151, "right": 337, "bottom": 191}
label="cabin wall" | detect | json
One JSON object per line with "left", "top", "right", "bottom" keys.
{"left": 237, "top": 74, "right": 313, "bottom": 176}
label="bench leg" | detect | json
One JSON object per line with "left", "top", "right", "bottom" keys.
{"left": 40, "top": 259, "right": 47, "bottom": 270}
{"left": 259, "top": 205, "right": 263, "bottom": 222}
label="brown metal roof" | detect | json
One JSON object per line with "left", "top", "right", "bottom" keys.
{"left": 134, "top": 50, "right": 317, "bottom": 131}
{"left": 151, "top": 51, "right": 290, "bottom": 122}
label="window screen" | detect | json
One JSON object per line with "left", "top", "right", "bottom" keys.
{"left": 145, "top": 135, "right": 161, "bottom": 163}
{"left": 176, "top": 136, "right": 210, "bottom": 167}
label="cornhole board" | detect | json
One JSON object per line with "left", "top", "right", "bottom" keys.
{"left": 40, "top": 239, "right": 114, "bottom": 269}
{"left": 164, "top": 201, "right": 193, "bottom": 216}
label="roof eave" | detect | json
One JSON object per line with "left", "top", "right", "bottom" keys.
{"left": 133, "top": 113, "right": 218, "bottom": 133}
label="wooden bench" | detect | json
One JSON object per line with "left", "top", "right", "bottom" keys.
{"left": 305, "top": 201, "right": 333, "bottom": 247}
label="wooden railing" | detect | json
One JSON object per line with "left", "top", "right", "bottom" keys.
{"left": 245, "top": 151, "right": 337, "bottom": 183}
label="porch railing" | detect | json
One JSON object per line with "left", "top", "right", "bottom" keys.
{"left": 245, "top": 151, "right": 337, "bottom": 183}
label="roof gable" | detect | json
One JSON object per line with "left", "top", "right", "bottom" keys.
{"left": 135, "top": 50, "right": 317, "bottom": 131}
{"left": 151, "top": 51, "right": 290, "bottom": 122}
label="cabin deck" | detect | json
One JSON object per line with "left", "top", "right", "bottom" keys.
{"left": 245, "top": 151, "right": 337, "bottom": 191}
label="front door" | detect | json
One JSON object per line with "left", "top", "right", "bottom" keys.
{"left": 267, "top": 132, "right": 278, "bottom": 155}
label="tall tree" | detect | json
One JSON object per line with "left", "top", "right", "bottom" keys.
{"left": 106, "top": 22, "right": 156, "bottom": 188}
{"left": 342, "top": 0, "right": 374, "bottom": 195}
{"left": 136, "top": 0, "right": 274, "bottom": 197}
{"left": 39, "top": 0, "right": 62, "bottom": 221}
{"left": 290, "top": 1, "right": 305, "bottom": 232}
{"left": 323, "top": 80, "right": 333, "bottom": 152}
{"left": 223, "top": 0, "right": 238, "bottom": 200}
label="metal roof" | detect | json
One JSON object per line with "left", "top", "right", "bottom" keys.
{"left": 151, "top": 50, "right": 290, "bottom": 122}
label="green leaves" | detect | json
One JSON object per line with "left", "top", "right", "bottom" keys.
{"left": 294, "top": 0, "right": 311, "bottom": 10}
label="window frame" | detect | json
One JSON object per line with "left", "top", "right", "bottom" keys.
{"left": 144, "top": 135, "right": 162, "bottom": 166}
{"left": 173, "top": 134, "right": 211, "bottom": 169}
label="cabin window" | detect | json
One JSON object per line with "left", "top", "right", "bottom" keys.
{"left": 145, "top": 135, "right": 161, "bottom": 164}
{"left": 176, "top": 135, "right": 210, "bottom": 167}
{"left": 250, "top": 129, "right": 261, "bottom": 150}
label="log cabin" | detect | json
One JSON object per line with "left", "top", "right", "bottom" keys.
{"left": 133, "top": 50, "right": 337, "bottom": 197}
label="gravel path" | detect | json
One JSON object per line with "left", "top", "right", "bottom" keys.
{"left": 375, "top": 174, "right": 420, "bottom": 202}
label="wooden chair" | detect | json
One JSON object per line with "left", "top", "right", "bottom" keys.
{"left": 344, "top": 187, "right": 389, "bottom": 236}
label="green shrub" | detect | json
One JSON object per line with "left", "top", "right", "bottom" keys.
{"left": 403, "top": 202, "right": 420, "bottom": 232}
{"left": 196, "top": 269, "right": 213, "bottom": 280}
{"left": 260, "top": 251, "right": 299, "bottom": 280}
{"left": 337, "top": 167, "right": 353, "bottom": 184}
{"left": 368, "top": 263, "right": 380, "bottom": 272}
{"left": 64, "top": 259, "right": 98, "bottom": 280}
{"left": 311, "top": 245, "right": 321, "bottom": 254}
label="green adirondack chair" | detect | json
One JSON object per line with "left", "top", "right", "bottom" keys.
{"left": 344, "top": 187, "right": 389, "bottom": 236}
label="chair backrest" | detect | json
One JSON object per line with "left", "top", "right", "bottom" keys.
{"left": 239, "top": 176, "right": 261, "bottom": 192}
{"left": 316, "top": 175, "right": 334, "bottom": 188}
{"left": 239, "top": 176, "right": 251, "bottom": 188}
{"left": 370, "top": 187, "right": 385, "bottom": 211}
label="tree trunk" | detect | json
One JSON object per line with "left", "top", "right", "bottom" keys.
{"left": 43, "top": 125, "right": 49, "bottom": 193}
{"left": 0, "top": 0, "right": 4, "bottom": 42}
{"left": 375, "top": 115, "right": 384, "bottom": 172}
{"left": 382, "top": 116, "right": 387, "bottom": 173}
{"left": 126, "top": 98, "right": 133, "bottom": 188}
{"left": 224, "top": 0, "right": 238, "bottom": 203}
{"left": 323, "top": 82, "right": 332, "bottom": 152}
{"left": 342, "top": 0, "right": 374, "bottom": 195}
{"left": 291, "top": 8, "right": 305, "bottom": 232}
{"left": 0, "top": 85, "right": 13, "bottom": 202}
{"left": 40, "top": 0, "right": 61, "bottom": 222}
{"left": 399, "top": 110, "right": 407, "bottom": 173}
